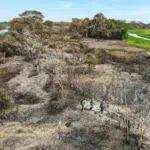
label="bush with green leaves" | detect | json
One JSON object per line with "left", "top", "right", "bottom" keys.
{"left": 70, "top": 13, "right": 128, "bottom": 40}
{"left": 3, "top": 34, "right": 20, "bottom": 47}
{"left": 85, "top": 53, "right": 98, "bottom": 70}
{"left": 0, "top": 29, "right": 27, "bottom": 55}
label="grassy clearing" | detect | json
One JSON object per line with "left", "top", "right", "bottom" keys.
{"left": 126, "top": 35, "right": 150, "bottom": 51}
{"left": 129, "top": 29, "right": 150, "bottom": 39}
{"left": 127, "top": 29, "right": 150, "bottom": 50}
{"left": 0, "top": 25, "right": 5, "bottom": 30}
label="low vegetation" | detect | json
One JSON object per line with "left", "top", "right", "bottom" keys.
{"left": 129, "top": 29, "right": 150, "bottom": 39}
{"left": 125, "top": 29, "right": 150, "bottom": 50}
{"left": 0, "top": 88, "right": 9, "bottom": 112}
{"left": 126, "top": 35, "right": 150, "bottom": 50}
{"left": 0, "top": 25, "right": 5, "bottom": 30}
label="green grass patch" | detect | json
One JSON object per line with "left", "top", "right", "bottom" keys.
{"left": 0, "top": 25, "right": 5, "bottom": 30}
{"left": 129, "top": 29, "right": 150, "bottom": 39}
{"left": 126, "top": 35, "right": 150, "bottom": 51}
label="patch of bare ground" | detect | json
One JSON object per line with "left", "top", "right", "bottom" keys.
{"left": 82, "top": 38, "right": 146, "bottom": 53}
{"left": 0, "top": 122, "right": 62, "bottom": 149}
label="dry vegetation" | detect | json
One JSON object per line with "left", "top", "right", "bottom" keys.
{"left": 0, "top": 10, "right": 149, "bottom": 150}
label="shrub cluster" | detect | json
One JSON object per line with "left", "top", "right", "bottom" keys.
{"left": 70, "top": 13, "right": 128, "bottom": 40}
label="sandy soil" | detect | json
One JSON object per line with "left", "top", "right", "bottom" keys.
{"left": 82, "top": 38, "right": 146, "bottom": 52}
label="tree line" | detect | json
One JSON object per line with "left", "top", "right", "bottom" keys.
{"left": 4, "top": 10, "right": 150, "bottom": 41}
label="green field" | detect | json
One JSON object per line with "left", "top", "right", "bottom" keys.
{"left": 0, "top": 25, "right": 5, "bottom": 30}
{"left": 127, "top": 29, "right": 150, "bottom": 50}
{"left": 129, "top": 29, "right": 150, "bottom": 38}
{"left": 0, "top": 22, "right": 7, "bottom": 30}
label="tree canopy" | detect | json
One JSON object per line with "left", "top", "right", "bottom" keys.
{"left": 9, "top": 10, "right": 45, "bottom": 32}
{"left": 19, "top": 10, "right": 44, "bottom": 21}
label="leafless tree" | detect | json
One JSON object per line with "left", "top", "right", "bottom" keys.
{"left": 118, "top": 77, "right": 150, "bottom": 147}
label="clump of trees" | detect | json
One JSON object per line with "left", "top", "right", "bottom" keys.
{"left": 9, "top": 10, "right": 53, "bottom": 35}
{"left": 128, "top": 21, "right": 150, "bottom": 29}
{"left": 9, "top": 10, "right": 45, "bottom": 33}
{"left": 70, "top": 13, "right": 128, "bottom": 40}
